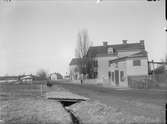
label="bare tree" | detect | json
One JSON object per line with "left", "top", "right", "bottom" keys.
{"left": 75, "top": 29, "right": 91, "bottom": 75}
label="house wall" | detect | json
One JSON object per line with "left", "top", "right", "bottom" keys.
{"left": 96, "top": 56, "right": 117, "bottom": 84}
{"left": 69, "top": 65, "right": 80, "bottom": 80}
{"left": 96, "top": 50, "right": 140, "bottom": 85}
{"left": 22, "top": 78, "right": 33, "bottom": 82}
{"left": 126, "top": 57, "right": 148, "bottom": 76}
{"left": 109, "top": 61, "right": 128, "bottom": 87}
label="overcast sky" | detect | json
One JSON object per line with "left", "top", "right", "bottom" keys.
{"left": 0, "top": 0, "right": 166, "bottom": 76}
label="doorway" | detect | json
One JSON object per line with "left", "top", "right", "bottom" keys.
{"left": 115, "top": 70, "right": 119, "bottom": 86}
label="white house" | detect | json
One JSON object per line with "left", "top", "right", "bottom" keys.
{"left": 69, "top": 58, "right": 81, "bottom": 80}
{"left": 20, "top": 75, "right": 33, "bottom": 82}
{"left": 70, "top": 40, "right": 148, "bottom": 87}
{"left": 50, "top": 73, "right": 57, "bottom": 80}
{"left": 50, "top": 73, "right": 63, "bottom": 80}
{"left": 108, "top": 51, "right": 148, "bottom": 87}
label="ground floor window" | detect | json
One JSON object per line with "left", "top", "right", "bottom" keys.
{"left": 94, "top": 72, "right": 98, "bottom": 78}
{"left": 120, "top": 71, "right": 125, "bottom": 81}
{"left": 133, "top": 60, "right": 141, "bottom": 66}
{"left": 108, "top": 71, "right": 111, "bottom": 79}
{"left": 112, "top": 72, "right": 114, "bottom": 81}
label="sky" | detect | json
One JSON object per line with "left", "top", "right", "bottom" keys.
{"left": 0, "top": 0, "right": 166, "bottom": 76}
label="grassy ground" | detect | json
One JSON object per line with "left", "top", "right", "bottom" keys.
{"left": 0, "top": 82, "right": 166, "bottom": 124}
{"left": 53, "top": 82, "right": 166, "bottom": 123}
{"left": 0, "top": 83, "right": 73, "bottom": 124}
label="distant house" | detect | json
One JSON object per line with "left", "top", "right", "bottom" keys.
{"left": 50, "top": 73, "right": 57, "bottom": 80}
{"left": 64, "top": 75, "right": 70, "bottom": 80}
{"left": 20, "top": 75, "right": 33, "bottom": 82}
{"left": 70, "top": 40, "right": 148, "bottom": 87}
{"left": 69, "top": 58, "right": 81, "bottom": 80}
{"left": 50, "top": 73, "right": 63, "bottom": 80}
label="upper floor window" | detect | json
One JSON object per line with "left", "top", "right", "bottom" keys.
{"left": 108, "top": 47, "right": 114, "bottom": 54}
{"left": 133, "top": 60, "right": 141, "bottom": 66}
{"left": 120, "top": 71, "right": 125, "bottom": 81}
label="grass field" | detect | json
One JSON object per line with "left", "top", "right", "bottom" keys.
{"left": 0, "top": 83, "right": 73, "bottom": 124}
{"left": 0, "top": 82, "right": 166, "bottom": 124}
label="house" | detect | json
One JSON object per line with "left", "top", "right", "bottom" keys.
{"left": 20, "top": 75, "right": 33, "bottom": 82}
{"left": 50, "top": 73, "right": 57, "bottom": 80}
{"left": 69, "top": 58, "right": 81, "bottom": 80}
{"left": 70, "top": 40, "right": 148, "bottom": 87}
{"left": 108, "top": 50, "right": 148, "bottom": 87}
{"left": 50, "top": 73, "right": 63, "bottom": 80}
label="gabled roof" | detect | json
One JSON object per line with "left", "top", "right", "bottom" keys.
{"left": 128, "top": 50, "right": 147, "bottom": 58}
{"left": 87, "top": 42, "right": 145, "bottom": 57}
{"left": 110, "top": 50, "right": 147, "bottom": 63}
{"left": 21, "top": 75, "right": 33, "bottom": 79}
{"left": 69, "top": 58, "right": 81, "bottom": 65}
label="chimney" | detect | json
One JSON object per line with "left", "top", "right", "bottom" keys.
{"left": 103, "top": 41, "right": 108, "bottom": 47}
{"left": 140, "top": 40, "right": 144, "bottom": 45}
{"left": 122, "top": 40, "right": 127, "bottom": 44}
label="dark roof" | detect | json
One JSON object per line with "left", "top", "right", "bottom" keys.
{"left": 110, "top": 50, "right": 147, "bottom": 63}
{"left": 87, "top": 42, "right": 145, "bottom": 57}
{"left": 128, "top": 50, "right": 147, "bottom": 58}
{"left": 69, "top": 58, "right": 81, "bottom": 65}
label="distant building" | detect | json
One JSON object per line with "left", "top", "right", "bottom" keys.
{"left": 50, "top": 73, "right": 63, "bottom": 80}
{"left": 50, "top": 73, "right": 57, "bottom": 80}
{"left": 64, "top": 75, "right": 70, "bottom": 80}
{"left": 20, "top": 75, "right": 33, "bottom": 82}
{"left": 70, "top": 40, "right": 148, "bottom": 87}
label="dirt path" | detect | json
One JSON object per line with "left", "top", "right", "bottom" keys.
{"left": 52, "top": 82, "right": 166, "bottom": 122}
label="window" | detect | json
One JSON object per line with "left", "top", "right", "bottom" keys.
{"left": 94, "top": 60, "right": 98, "bottom": 67}
{"left": 120, "top": 71, "right": 125, "bottom": 81}
{"left": 112, "top": 72, "right": 114, "bottom": 81}
{"left": 133, "top": 60, "right": 141, "bottom": 66}
{"left": 108, "top": 71, "right": 111, "bottom": 79}
{"left": 94, "top": 72, "right": 98, "bottom": 78}
{"left": 108, "top": 47, "right": 113, "bottom": 54}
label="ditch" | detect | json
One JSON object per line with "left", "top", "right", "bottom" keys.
{"left": 48, "top": 98, "right": 84, "bottom": 124}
